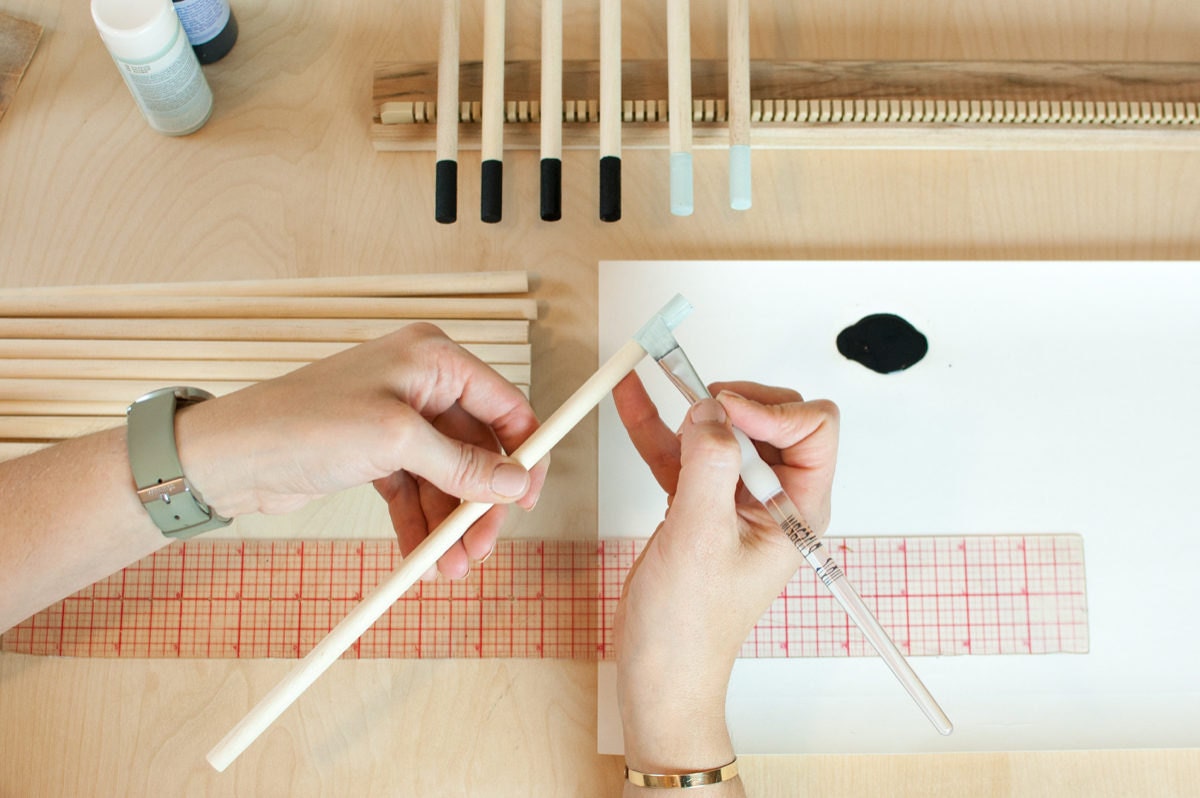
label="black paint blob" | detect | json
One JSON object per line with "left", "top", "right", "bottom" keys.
{"left": 836, "top": 314, "right": 928, "bottom": 374}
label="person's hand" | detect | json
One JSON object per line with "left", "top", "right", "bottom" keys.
{"left": 611, "top": 373, "right": 839, "bottom": 777}
{"left": 174, "top": 323, "right": 548, "bottom": 579}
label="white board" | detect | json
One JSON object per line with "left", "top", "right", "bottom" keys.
{"left": 597, "top": 260, "right": 1200, "bottom": 754}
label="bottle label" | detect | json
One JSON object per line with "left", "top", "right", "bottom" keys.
{"left": 113, "top": 23, "right": 212, "bottom": 135}
{"left": 173, "top": 0, "right": 231, "bottom": 46}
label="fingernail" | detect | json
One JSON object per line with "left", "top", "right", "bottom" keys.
{"left": 491, "top": 462, "right": 530, "bottom": 498}
{"left": 690, "top": 398, "right": 727, "bottom": 425}
{"left": 716, "top": 390, "right": 745, "bottom": 402}
{"left": 480, "top": 544, "right": 496, "bottom": 564}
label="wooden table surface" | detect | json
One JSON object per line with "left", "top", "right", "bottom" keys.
{"left": 1, "top": 0, "right": 1198, "bottom": 794}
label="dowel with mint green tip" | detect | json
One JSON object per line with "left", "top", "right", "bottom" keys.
{"left": 727, "top": 0, "right": 752, "bottom": 210}
{"left": 667, "top": 0, "right": 693, "bottom": 216}
{"left": 205, "top": 296, "right": 693, "bottom": 772}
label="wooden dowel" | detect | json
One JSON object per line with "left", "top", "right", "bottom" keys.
{"left": 598, "top": 0, "right": 621, "bottom": 223}
{"left": 667, "top": 0, "right": 694, "bottom": 216}
{"left": 0, "top": 379, "right": 255, "bottom": 403}
{"left": 0, "top": 400, "right": 137, "bottom": 416}
{"left": 435, "top": 0, "right": 460, "bottom": 223}
{"left": 480, "top": 0, "right": 506, "bottom": 223}
{"left": 0, "top": 296, "right": 537, "bottom": 320}
{"left": 0, "top": 339, "right": 531, "bottom": 363}
{"left": 0, "top": 339, "right": 355, "bottom": 361}
{"left": 539, "top": 0, "right": 563, "bottom": 221}
{"left": 206, "top": 336, "right": 651, "bottom": 772}
{"left": 0, "top": 362, "right": 531, "bottom": 386}
{"left": 1, "top": 271, "right": 529, "bottom": 298}
{"left": 0, "top": 416, "right": 123, "bottom": 441}
{"left": 727, "top": 0, "right": 751, "bottom": 210}
{"left": 0, "top": 359, "right": 304, "bottom": 382}
{"left": 0, "top": 318, "right": 529, "bottom": 343}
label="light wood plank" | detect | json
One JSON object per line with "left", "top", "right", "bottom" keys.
{"left": 0, "top": 295, "right": 537, "bottom": 320}
{"left": 0, "top": 339, "right": 531, "bottom": 363}
{"left": 0, "top": 318, "right": 529, "bottom": 343}
{"left": 1, "top": 271, "right": 529, "bottom": 297}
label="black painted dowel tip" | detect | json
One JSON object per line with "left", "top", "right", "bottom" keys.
{"left": 540, "top": 158, "right": 562, "bottom": 221}
{"left": 599, "top": 156, "right": 621, "bottom": 223}
{"left": 481, "top": 160, "right": 503, "bottom": 224}
{"left": 435, "top": 160, "right": 458, "bottom": 224}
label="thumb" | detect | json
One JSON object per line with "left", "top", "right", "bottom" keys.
{"left": 668, "top": 398, "right": 743, "bottom": 543}
{"left": 398, "top": 413, "right": 531, "bottom": 504}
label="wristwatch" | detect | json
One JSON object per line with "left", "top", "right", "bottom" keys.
{"left": 125, "top": 386, "right": 232, "bottom": 539}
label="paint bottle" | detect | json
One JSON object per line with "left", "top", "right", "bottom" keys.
{"left": 172, "top": 0, "right": 239, "bottom": 64}
{"left": 91, "top": 0, "right": 214, "bottom": 136}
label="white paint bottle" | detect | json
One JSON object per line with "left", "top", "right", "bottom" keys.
{"left": 91, "top": 0, "right": 214, "bottom": 136}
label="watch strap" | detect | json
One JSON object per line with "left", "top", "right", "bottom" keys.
{"left": 126, "top": 387, "right": 231, "bottom": 539}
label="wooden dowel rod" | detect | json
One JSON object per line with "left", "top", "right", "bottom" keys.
{"left": 0, "top": 296, "right": 537, "bottom": 320}
{"left": 598, "top": 0, "right": 621, "bottom": 222}
{"left": 0, "top": 339, "right": 356, "bottom": 361}
{"left": 727, "top": 0, "right": 751, "bottom": 210}
{"left": 0, "top": 359, "right": 532, "bottom": 385}
{"left": 0, "top": 400, "right": 138, "bottom": 416}
{"left": 539, "top": 0, "right": 563, "bottom": 221}
{"left": 667, "top": 0, "right": 694, "bottom": 216}
{"left": 541, "top": 0, "right": 562, "bottom": 161}
{"left": 0, "top": 339, "right": 531, "bottom": 363}
{"left": 480, "top": 0, "right": 506, "bottom": 223}
{"left": 0, "top": 416, "right": 123, "bottom": 441}
{"left": 0, "top": 318, "right": 529, "bottom": 343}
{"left": 0, "top": 379, "right": 256, "bottom": 403}
{"left": 1, "top": 271, "right": 529, "bottom": 298}
{"left": 0, "top": 359, "right": 303, "bottom": 382}
{"left": 435, "top": 0, "right": 460, "bottom": 223}
{"left": 206, "top": 336, "right": 651, "bottom": 772}
{"left": 726, "top": 0, "right": 750, "bottom": 148}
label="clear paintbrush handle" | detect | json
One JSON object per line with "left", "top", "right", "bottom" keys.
{"left": 760, "top": 492, "right": 954, "bottom": 736}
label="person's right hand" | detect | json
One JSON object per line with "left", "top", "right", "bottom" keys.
{"left": 612, "top": 373, "right": 839, "bottom": 779}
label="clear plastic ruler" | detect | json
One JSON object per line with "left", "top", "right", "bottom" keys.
{"left": 1, "top": 535, "right": 1088, "bottom": 659}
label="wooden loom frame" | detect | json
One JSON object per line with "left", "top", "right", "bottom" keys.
{"left": 372, "top": 59, "right": 1200, "bottom": 152}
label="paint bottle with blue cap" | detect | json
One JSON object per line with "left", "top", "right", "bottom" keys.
{"left": 172, "top": 0, "right": 239, "bottom": 64}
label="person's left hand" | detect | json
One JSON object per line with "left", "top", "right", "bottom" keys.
{"left": 176, "top": 324, "right": 549, "bottom": 579}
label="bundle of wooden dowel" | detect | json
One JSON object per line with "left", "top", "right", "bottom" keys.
{"left": 0, "top": 271, "right": 535, "bottom": 463}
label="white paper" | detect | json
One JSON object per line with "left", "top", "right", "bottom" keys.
{"left": 597, "top": 260, "right": 1200, "bottom": 754}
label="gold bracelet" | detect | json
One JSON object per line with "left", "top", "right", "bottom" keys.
{"left": 625, "top": 759, "right": 739, "bottom": 789}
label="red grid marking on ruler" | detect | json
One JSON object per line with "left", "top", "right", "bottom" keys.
{"left": 1, "top": 535, "right": 1088, "bottom": 660}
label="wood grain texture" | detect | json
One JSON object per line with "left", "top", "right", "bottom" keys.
{"left": 0, "top": 0, "right": 1198, "bottom": 794}
{"left": 374, "top": 59, "right": 1200, "bottom": 107}
{"left": 371, "top": 60, "right": 1200, "bottom": 151}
